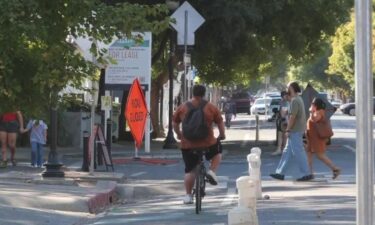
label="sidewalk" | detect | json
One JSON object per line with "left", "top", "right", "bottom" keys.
{"left": 258, "top": 180, "right": 355, "bottom": 225}
{"left": 257, "top": 139, "right": 356, "bottom": 225}
{"left": 0, "top": 156, "right": 125, "bottom": 225}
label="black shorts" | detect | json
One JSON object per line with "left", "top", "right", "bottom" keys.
{"left": 181, "top": 141, "right": 222, "bottom": 173}
{"left": 0, "top": 121, "right": 19, "bottom": 133}
{"left": 276, "top": 118, "right": 287, "bottom": 132}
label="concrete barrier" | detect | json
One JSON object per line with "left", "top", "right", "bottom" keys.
{"left": 88, "top": 181, "right": 118, "bottom": 213}
{"left": 248, "top": 147, "right": 262, "bottom": 199}
{"left": 228, "top": 176, "right": 258, "bottom": 225}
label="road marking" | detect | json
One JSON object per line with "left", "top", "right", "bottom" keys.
{"left": 130, "top": 172, "right": 147, "bottom": 178}
{"left": 343, "top": 145, "right": 356, "bottom": 152}
{"left": 220, "top": 187, "right": 237, "bottom": 207}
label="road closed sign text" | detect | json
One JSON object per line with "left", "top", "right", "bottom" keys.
{"left": 125, "top": 78, "right": 148, "bottom": 149}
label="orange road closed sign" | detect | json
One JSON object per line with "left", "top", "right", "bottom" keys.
{"left": 125, "top": 78, "right": 148, "bottom": 149}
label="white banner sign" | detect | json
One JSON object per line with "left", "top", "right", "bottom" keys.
{"left": 105, "top": 32, "right": 152, "bottom": 87}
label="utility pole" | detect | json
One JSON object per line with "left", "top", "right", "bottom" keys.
{"left": 355, "top": 0, "right": 373, "bottom": 224}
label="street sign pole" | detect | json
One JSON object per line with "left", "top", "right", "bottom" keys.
{"left": 145, "top": 89, "right": 151, "bottom": 153}
{"left": 355, "top": 0, "right": 373, "bottom": 224}
{"left": 170, "top": 1, "right": 205, "bottom": 101}
{"left": 89, "top": 98, "right": 95, "bottom": 175}
{"left": 184, "top": 10, "right": 188, "bottom": 101}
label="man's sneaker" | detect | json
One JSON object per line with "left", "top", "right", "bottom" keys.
{"left": 183, "top": 194, "right": 193, "bottom": 204}
{"left": 296, "top": 174, "right": 314, "bottom": 182}
{"left": 206, "top": 170, "right": 218, "bottom": 185}
{"left": 270, "top": 173, "right": 285, "bottom": 180}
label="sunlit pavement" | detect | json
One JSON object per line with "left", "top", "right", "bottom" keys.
{"left": 80, "top": 113, "right": 360, "bottom": 225}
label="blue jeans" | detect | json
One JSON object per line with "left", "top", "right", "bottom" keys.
{"left": 31, "top": 142, "right": 44, "bottom": 167}
{"left": 275, "top": 131, "right": 310, "bottom": 177}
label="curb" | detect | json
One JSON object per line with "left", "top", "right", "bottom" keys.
{"left": 88, "top": 181, "right": 118, "bottom": 214}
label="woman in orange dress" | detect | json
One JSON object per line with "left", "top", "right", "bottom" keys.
{"left": 306, "top": 98, "right": 340, "bottom": 179}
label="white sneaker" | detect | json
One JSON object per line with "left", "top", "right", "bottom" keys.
{"left": 206, "top": 170, "right": 218, "bottom": 185}
{"left": 183, "top": 194, "right": 193, "bottom": 204}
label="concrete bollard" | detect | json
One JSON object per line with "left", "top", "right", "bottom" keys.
{"left": 228, "top": 176, "right": 258, "bottom": 225}
{"left": 237, "top": 176, "right": 257, "bottom": 208}
{"left": 251, "top": 147, "right": 262, "bottom": 157}
{"left": 228, "top": 206, "right": 258, "bottom": 225}
{"left": 250, "top": 147, "right": 262, "bottom": 199}
{"left": 247, "top": 153, "right": 262, "bottom": 199}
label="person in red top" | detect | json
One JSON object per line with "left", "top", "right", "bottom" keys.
{"left": 0, "top": 111, "right": 24, "bottom": 168}
{"left": 173, "top": 85, "right": 226, "bottom": 204}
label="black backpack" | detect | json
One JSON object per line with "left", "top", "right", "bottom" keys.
{"left": 182, "top": 101, "right": 209, "bottom": 140}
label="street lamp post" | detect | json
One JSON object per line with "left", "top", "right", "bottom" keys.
{"left": 163, "top": 30, "right": 178, "bottom": 149}
{"left": 42, "top": 107, "right": 64, "bottom": 177}
{"left": 163, "top": 0, "right": 179, "bottom": 149}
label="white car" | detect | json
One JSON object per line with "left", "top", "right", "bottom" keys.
{"left": 267, "top": 97, "right": 281, "bottom": 115}
{"left": 251, "top": 98, "right": 272, "bottom": 115}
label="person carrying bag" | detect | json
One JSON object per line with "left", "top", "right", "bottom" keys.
{"left": 306, "top": 98, "right": 340, "bottom": 180}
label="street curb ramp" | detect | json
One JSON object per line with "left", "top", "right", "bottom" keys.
{"left": 88, "top": 181, "right": 118, "bottom": 214}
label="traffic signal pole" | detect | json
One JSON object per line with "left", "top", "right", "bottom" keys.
{"left": 355, "top": 0, "right": 374, "bottom": 224}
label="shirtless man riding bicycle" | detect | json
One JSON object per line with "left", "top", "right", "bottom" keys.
{"left": 173, "top": 85, "right": 226, "bottom": 204}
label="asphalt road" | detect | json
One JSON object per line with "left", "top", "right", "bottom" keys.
{"left": 83, "top": 113, "right": 359, "bottom": 225}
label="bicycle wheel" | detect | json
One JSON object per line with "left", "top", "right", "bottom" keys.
{"left": 195, "top": 167, "right": 202, "bottom": 214}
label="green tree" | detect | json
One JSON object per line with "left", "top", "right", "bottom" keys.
{"left": 327, "top": 14, "right": 355, "bottom": 87}
{"left": 328, "top": 10, "right": 375, "bottom": 90}
{"left": 128, "top": 0, "right": 352, "bottom": 137}
{"left": 190, "top": 0, "right": 352, "bottom": 85}
{"left": 0, "top": 0, "right": 170, "bottom": 118}
{"left": 287, "top": 45, "right": 353, "bottom": 100}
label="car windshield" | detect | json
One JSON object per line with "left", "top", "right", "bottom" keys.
{"left": 255, "top": 99, "right": 271, "bottom": 105}
{"left": 270, "top": 99, "right": 281, "bottom": 105}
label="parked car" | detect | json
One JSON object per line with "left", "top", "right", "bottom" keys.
{"left": 340, "top": 103, "right": 356, "bottom": 116}
{"left": 251, "top": 98, "right": 272, "bottom": 115}
{"left": 264, "top": 92, "right": 281, "bottom": 98}
{"left": 340, "top": 98, "right": 375, "bottom": 116}
{"left": 330, "top": 99, "right": 342, "bottom": 108}
{"left": 232, "top": 92, "right": 252, "bottom": 114}
{"left": 268, "top": 97, "right": 282, "bottom": 112}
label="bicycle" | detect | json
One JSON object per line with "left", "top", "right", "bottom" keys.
{"left": 192, "top": 138, "right": 223, "bottom": 214}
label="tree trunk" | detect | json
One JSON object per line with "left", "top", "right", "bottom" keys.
{"left": 150, "top": 71, "right": 169, "bottom": 138}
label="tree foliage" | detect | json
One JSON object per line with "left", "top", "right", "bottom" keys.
{"left": 287, "top": 44, "right": 352, "bottom": 97}
{"left": 0, "top": 0, "right": 170, "bottom": 116}
{"left": 327, "top": 12, "right": 375, "bottom": 89}
{"left": 188, "top": 0, "right": 352, "bottom": 85}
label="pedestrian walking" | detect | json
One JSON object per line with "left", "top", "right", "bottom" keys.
{"left": 173, "top": 84, "right": 226, "bottom": 204}
{"left": 272, "top": 91, "right": 289, "bottom": 156}
{"left": 306, "top": 98, "right": 340, "bottom": 179}
{"left": 223, "top": 97, "right": 236, "bottom": 129}
{"left": 23, "top": 119, "right": 48, "bottom": 168}
{"left": 270, "top": 82, "right": 313, "bottom": 181}
{"left": 0, "top": 111, "right": 24, "bottom": 168}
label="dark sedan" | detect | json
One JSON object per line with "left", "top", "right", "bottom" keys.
{"left": 340, "top": 98, "right": 375, "bottom": 116}
{"left": 340, "top": 103, "right": 356, "bottom": 116}
{"left": 232, "top": 92, "right": 252, "bottom": 114}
